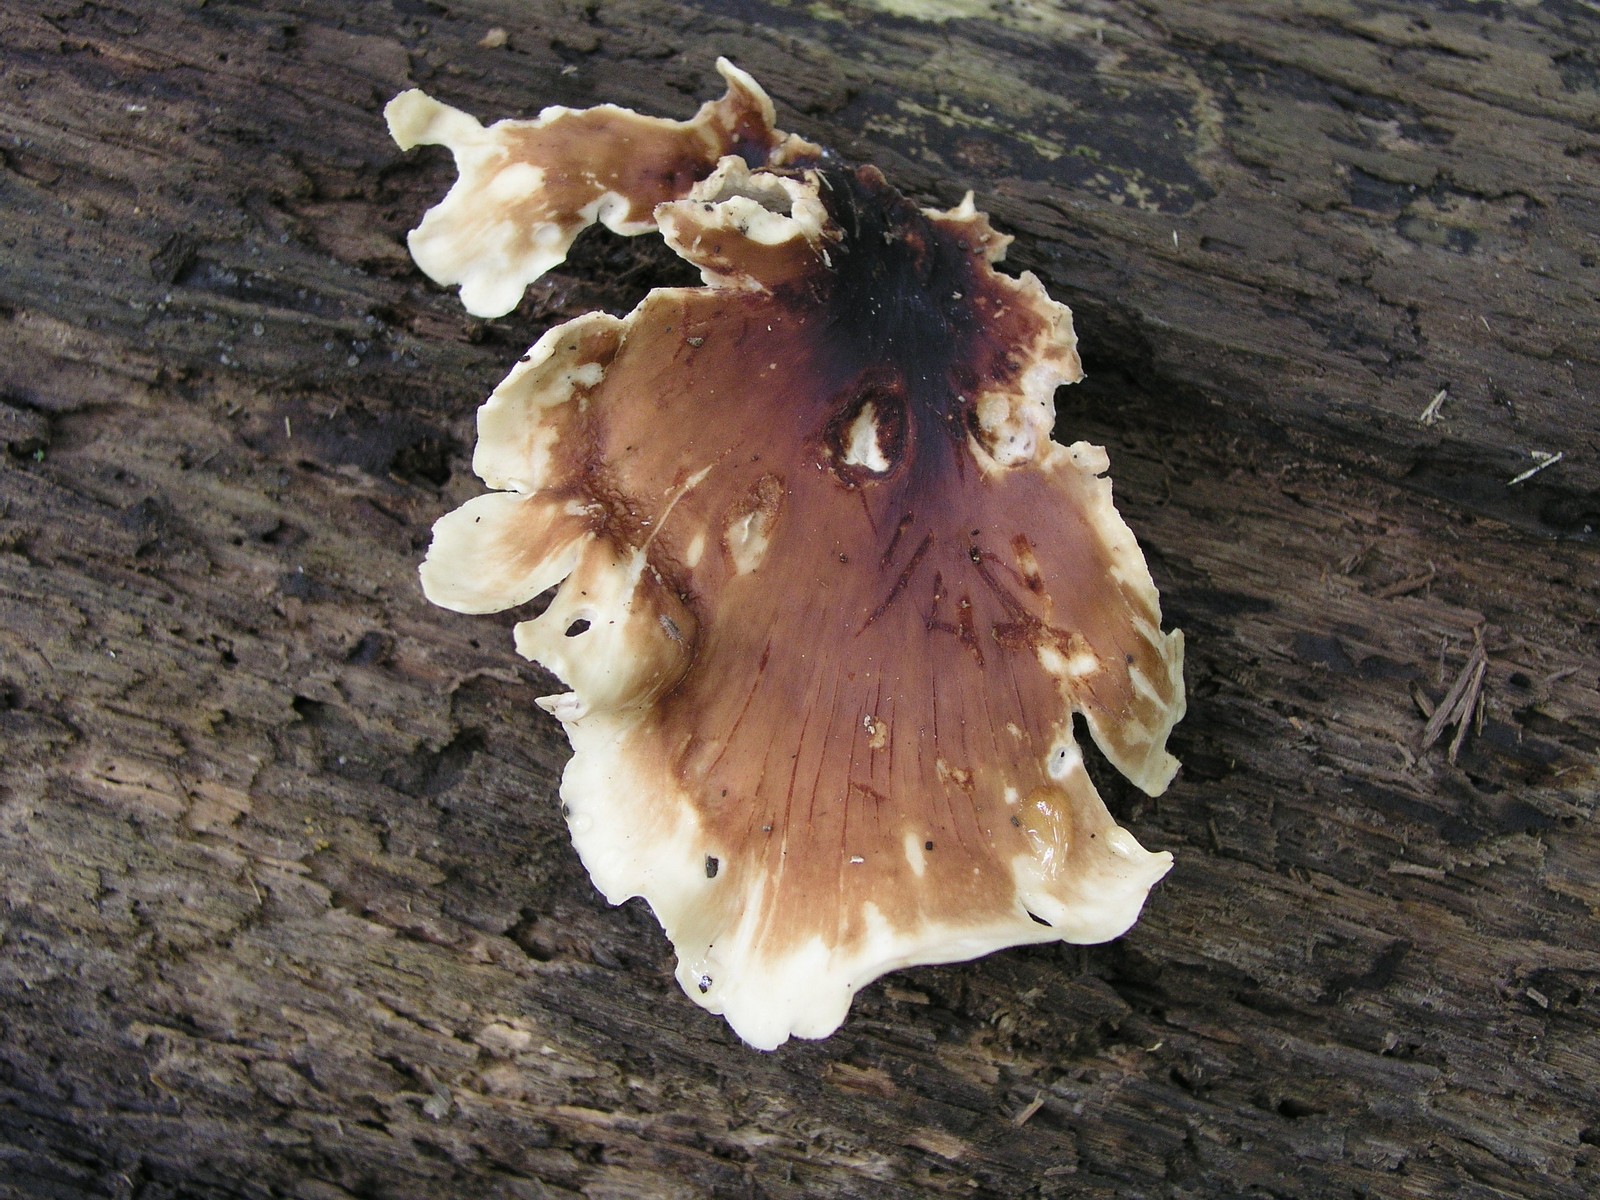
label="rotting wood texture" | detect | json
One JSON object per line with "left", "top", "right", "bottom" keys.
{"left": 1, "top": 2, "right": 1597, "bottom": 1198}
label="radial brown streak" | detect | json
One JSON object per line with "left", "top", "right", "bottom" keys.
{"left": 832, "top": 716, "right": 856, "bottom": 943}
{"left": 881, "top": 512, "right": 916, "bottom": 569}
{"left": 979, "top": 655, "right": 1008, "bottom": 805}
{"left": 999, "top": 633, "right": 1038, "bottom": 757}
{"left": 803, "top": 659, "right": 843, "bottom": 849}
{"left": 761, "top": 664, "right": 819, "bottom": 945}
{"left": 695, "top": 638, "right": 770, "bottom": 799}
{"left": 852, "top": 488, "right": 878, "bottom": 536}
{"left": 781, "top": 606, "right": 837, "bottom": 832}
{"left": 763, "top": 648, "right": 843, "bottom": 943}
{"left": 958, "top": 593, "right": 985, "bottom": 669}
{"left": 811, "top": 635, "right": 854, "bottom": 860}
{"left": 925, "top": 571, "right": 945, "bottom": 632}
{"left": 971, "top": 550, "right": 1072, "bottom": 659}
{"left": 884, "top": 688, "right": 902, "bottom": 833}
{"left": 921, "top": 641, "right": 971, "bottom": 864}
{"left": 774, "top": 598, "right": 838, "bottom": 800}
{"left": 861, "top": 530, "right": 934, "bottom": 631}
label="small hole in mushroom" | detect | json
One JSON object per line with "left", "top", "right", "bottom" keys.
{"left": 564, "top": 618, "right": 591, "bottom": 637}
{"left": 705, "top": 855, "right": 719, "bottom": 879}
{"left": 841, "top": 402, "right": 890, "bottom": 472}
{"left": 697, "top": 974, "right": 713, "bottom": 993}
{"left": 825, "top": 377, "right": 907, "bottom": 482}
{"left": 1027, "top": 911, "right": 1051, "bottom": 927}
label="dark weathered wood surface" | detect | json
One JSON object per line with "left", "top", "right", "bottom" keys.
{"left": 2, "top": 1, "right": 1597, "bottom": 1196}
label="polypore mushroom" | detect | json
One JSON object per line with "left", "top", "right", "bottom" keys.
{"left": 392, "top": 61, "right": 1185, "bottom": 1050}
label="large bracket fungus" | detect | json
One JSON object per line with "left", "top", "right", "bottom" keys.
{"left": 389, "top": 60, "right": 1186, "bottom": 1050}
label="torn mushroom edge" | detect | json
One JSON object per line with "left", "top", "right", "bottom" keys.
{"left": 386, "top": 58, "right": 819, "bottom": 318}
{"left": 559, "top": 712, "right": 1174, "bottom": 1050}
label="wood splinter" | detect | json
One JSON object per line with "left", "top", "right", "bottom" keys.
{"left": 1415, "top": 634, "right": 1488, "bottom": 764}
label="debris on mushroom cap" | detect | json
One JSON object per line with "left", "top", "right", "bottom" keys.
{"left": 394, "top": 60, "right": 1186, "bottom": 1050}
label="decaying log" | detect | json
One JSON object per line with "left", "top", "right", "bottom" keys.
{"left": 1, "top": 1, "right": 1596, "bottom": 1197}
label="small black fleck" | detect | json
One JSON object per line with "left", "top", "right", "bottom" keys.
{"left": 924, "top": 840, "right": 934, "bottom": 852}
{"left": 561, "top": 804, "right": 572, "bottom": 817}
{"left": 705, "top": 855, "right": 720, "bottom": 879}
{"left": 1010, "top": 815, "right": 1021, "bottom": 827}
{"left": 697, "top": 974, "right": 712, "bottom": 993}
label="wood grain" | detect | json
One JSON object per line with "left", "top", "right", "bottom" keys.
{"left": 1, "top": 2, "right": 1596, "bottom": 1197}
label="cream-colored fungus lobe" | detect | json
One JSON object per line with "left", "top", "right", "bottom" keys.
{"left": 394, "top": 60, "right": 1186, "bottom": 1050}
{"left": 385, "top": 60, "right": 818, "bottom": 318}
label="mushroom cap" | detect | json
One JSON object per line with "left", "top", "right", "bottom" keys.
{"left": 398, "top": 67, "right": 1185, "bottom": 1050}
